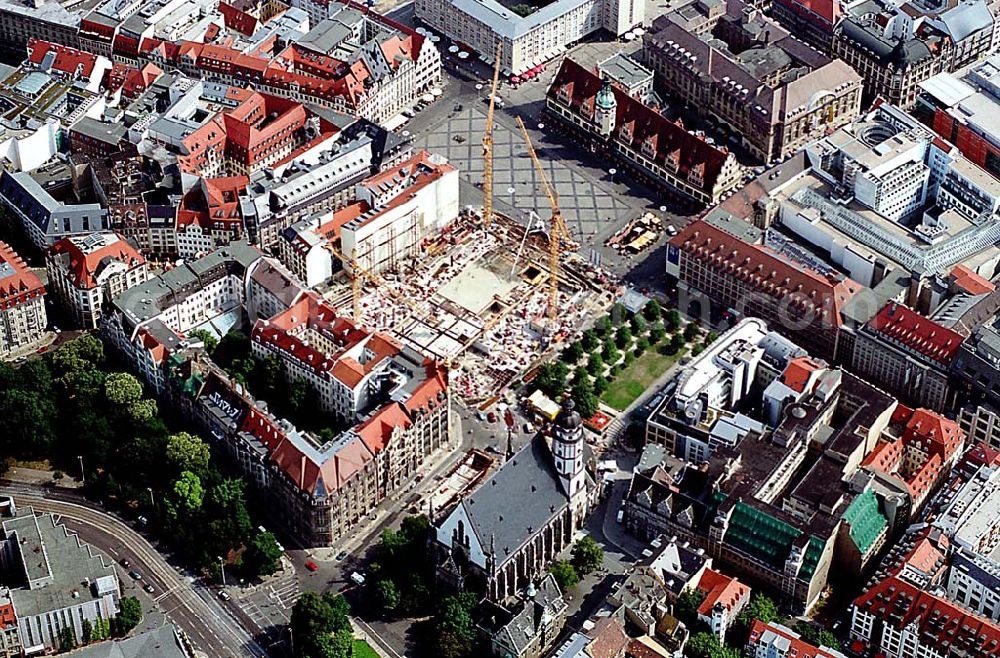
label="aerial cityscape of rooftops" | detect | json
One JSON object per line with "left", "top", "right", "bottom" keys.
{"left": 6, "top": 0, "right": 1000, "bottom": 655}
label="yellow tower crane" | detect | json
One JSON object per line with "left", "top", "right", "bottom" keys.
{"left": 515, "top": 116, "right": 566, "bottom": 328}
{"left": 482, "top": 41, "right": 503, "bottom": 230}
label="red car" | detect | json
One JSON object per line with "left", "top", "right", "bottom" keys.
{"left": 305, "top": 561, "right": 318, "bottom": 572}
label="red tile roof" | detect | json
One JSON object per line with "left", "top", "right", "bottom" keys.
{"left": 0, "top": 603, "right": 15, "bottom": 630}
{"left": 0, "top": 241, "right": 44, "bottom": 309}
{"left": 49, "top": 233, "right": 145, "bottom": 290}
{"left": 748, "top": 620, "right": 844, "bottom": 658}
{"left": 671, "top": 220, "right": 861, "bottom": 326}
{"left": 854, "top": 575, "right": 1000, "bottom": 658}
{"left": 869, "top": 303, "right": 963, "bottom": 365}
{"left": 585, "top": 618, "right": 630, "bottom": 658}
{"left": 219, "top": 1, "right": 259, "bottom": 35}
{"left": 950, "top": 265, "right": 995, "bottom": 296}
{"left": 781, "top": 356, "right": 826, "bottom": 393}
{"left": 26, "top": 39, "right": 101, "bottom": 78}
{"left": 903, "top": 408, "right": 964, "bottom": 462}
{"left": 548, "top": 59, "right": 731, "bottom": 193}
{"left": 773, "top": 0, "right": 841, "bottom": 26}
{"left": 696, "top": 568, "right": 750, "bottom": 616}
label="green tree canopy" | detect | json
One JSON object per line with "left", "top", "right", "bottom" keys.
{"left": 166, "top": 432, "right": 211, "bottom": 476}
{"left": 104, "top": 372, "right": 143, "bottom": 406}
{"left": 571, "top": 376, "right": 598, "bottom": 420}
{"left": 571, "top": 536, "right": 604, "bottom": 574}
{"left": 189, "top": 329, "right": 219, "bottom": 354}
{"left": 171, "top": 470, "right": 204, "bottom": 513}
{"left": 535, "top": 361, "right": 570, "bottom": 399}
{"left": 644, "top": 299, "right": 662, "bottom": 321}
{"left": 549, "top": 560, "right": 580, "bottom": 591}
{"left": 117, "top": 596, "right": 143, "bottom": 633}
{"left": 244, "top": 531, "right": 283, "bottom": 579}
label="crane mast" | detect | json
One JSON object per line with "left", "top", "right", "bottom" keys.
{"left": 482, "top": 41, "right": 503, "bottom": 230}
{"left": 515, "top": 116, "right": 565, "bottom": 328}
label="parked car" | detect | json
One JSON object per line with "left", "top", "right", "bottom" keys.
{"left": 487, "top": 411, "right": 498, "bottom": 423}
{"left": 144, "top": 584, "right": 155, "bottom": 594}
{"left": 335, "top": 551, "right": 348, "bottom": 562}
{"left": 129, "top": 571, "right": 142, "bottom": 580}
{"left": 120, "top": 559, "right": 130, "bottom": 569}
{"left": 305, "top": 561, "right": 319, "bottom": 572}
{"left": 217, "top": 590, "right": 231, "bottom": 601}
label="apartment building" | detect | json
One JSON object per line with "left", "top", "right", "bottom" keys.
{"left": 46, "top": 232, "right": 148, "bottom": 330}
{"left": 249, "top": 293, "right": 405, "bottom": 422}
{"left": 832, "top": 0, "right": 1000, "bottom": 108}
{"left": 174, "top": 339, "right": 450, "bottom": 547}
{"left": 545, "top": 59, "right": 742, "bottom": 206}
{"left": 415, "top": 0, "right": 641, "bottom": 75}
{"left": 103, "top": 243, "right": 263, "bottom": 392}
{"left": 0, "top": 241, "right": 46, "bottom": 359}
{"left": 0, "top": 171, "right": 106, "bottom": 250}
{"left": 747, "top": 621, "right": 849, "bottom": 658}
{"left": 642, "top": 0, "right": 863, "bottom": 163}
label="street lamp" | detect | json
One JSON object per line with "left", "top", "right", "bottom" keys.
{"left": 537, "top": 122, "right": 545, "bottom": 130}
{"left": 609, "top": 167, "right": 617, "bottom": 183}
{"left": 507, "top": 185, "right": 516, "bottom": 210}
{"left": 147, "top": 487, "right": 155, "bottom": 508}
{"left": 218, "top": 556, "right": 226, "bottom": 587}
{"left": 77, "top": 455, "right": 85, "bottom": 484}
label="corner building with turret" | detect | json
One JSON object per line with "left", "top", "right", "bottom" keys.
{"left": 433, "top": 400, "right": 595, "bottom": 602}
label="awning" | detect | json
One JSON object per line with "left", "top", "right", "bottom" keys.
{"left": 421, "top": 93, "right": 434, "bottom": 102}
{"left": 633, "top": 27, "right": 645, "bottom": 35}
{"left": 511, "top": 76, "right": 521, "bottom": 83}
{"left": 448, "top": 45, "right": 459, "bottom": 53}
{"left": 623, "top": 32, "right": 635, "bottom": 41}
{"left": 431, "top": 87, "right": 443, "bottom": 96}
{"left": 381, "top": 113, "right": 408, "bottom": 131}
{"left": 458, "top": 51, "right": 469, "bottom": 59}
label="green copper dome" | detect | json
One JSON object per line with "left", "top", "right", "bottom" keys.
{"left": 596, "top": 81, "right": 616, "bottom": 111}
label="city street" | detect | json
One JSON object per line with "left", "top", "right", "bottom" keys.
{"left": 4, "top": 482, "right": 265, "bottom": 658}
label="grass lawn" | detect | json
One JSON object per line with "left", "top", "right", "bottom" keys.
{"left": 601, "top": 347, "right": 686, "bottom": 410}
{"left": 353, "top": 640, "right": 380, "bottom": 658}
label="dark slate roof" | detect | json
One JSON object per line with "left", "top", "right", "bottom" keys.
{"left": 462, "top": 438, "right": 568, "bottom": 560}
{"left": 838, "top": 15, "right": 933, "bottom": 65}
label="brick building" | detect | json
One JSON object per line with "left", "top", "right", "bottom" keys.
{"left": 0, "top": 241, "right": 46, "bottom": 358}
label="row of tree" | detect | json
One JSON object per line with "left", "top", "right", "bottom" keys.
{"left": 0, "top": 336, "right": 280, "bottom": 582}
{"left": 57, "top": 596, "right": 142, "bottom": 654}
{"left": 548, "top": 536, "right": 605, "bottom": 591}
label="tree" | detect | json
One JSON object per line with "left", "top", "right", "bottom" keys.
{"left": 549, "top": 560, "right": 580, "bottom": 590}
{"left": 189, "top": 329, "right": 219, "bottom": 354}
{"left": 602, "top": 339, "right": 619, "bottom": 364}
{"left": 564, "top": 341, "right": 584, "bottom": 364}
{"left": 644, "top": 299, "right": 662, "bottom": 322}
{"left": 676, "top": 588, "right": 705, "bottom": 626}
{"left": 704, "top": 331, "right": 719, "bottom": 345}
{"left": 611, "top": 303, "right": 629, "bottom": 325}
{"left": 737, "top": 593, "right": 780, "bottom": 631}
{"left": 127, "top": 398, "right": 158, "bottom": 422}
{"left": 581, "top": 329, "right": 600, "bottom": 352}
{"left": 166, "top": 432, "right": 211, "bottom": 476}
{"left": 329, "top": 628, "right": 354, "bottom": 658}
{"left": 669, "top": 334, "right": 685, "bottom": 354}
{"left": 244, "top": 531, "right": 283, "bottom": 578}
{"left": 375, "top": 579, "right": 401, "bottom": 615}
{"left": 650, "top": 322, "right": 667, "bottom": 344}
{"left": 615, "top": 325, "right": 633, "bottom": 349}
{"left": 117, "top": 596, "right": 143, "bottom": 633}
{"left": 104, "top": 372, "right": 143, "bottom": 406}
{"left": 593, "top": 375, "right": 609, "bottom": 396}
{"left": 171, "top": 470, "right": 204, "bottom": 513}
{"left": 684, "top": 321, "right": 701, "bottom": 342}
{"left": 630, "top": 314, "right": 647, "bottom": 335}
{"left": 535, "top": 361, "right": 570, "bottom": 399}
{"left": 685, "top": 632, "right": 740, "bottom": 658}
{"left": 571, "top": 377, "right": 598, "bottom": 419}
{"left": 594, "top": 316, "right": 613, "bottom": 337}
{"left": 292, "top": 592, "right": 352, "bottom": 656}
{"left": 58, "top": 625, "right": 77, "bottom": 652}
{"left": 571, "top": 536, "right": 604, "bottom": 574}
{"left": 586, "top": 354, "right": 604, "bottom": 376}
{"left": 666, "top": 309, "right": 682, "bottom": 331}
{"left": 81, "top": 619, "right": 93, "bottom": 644}
{"left": 635, "top": 336, "right": 650, "bottom": 354}
{"left": 435, "top": 593, "right": 478, "bottom": 658}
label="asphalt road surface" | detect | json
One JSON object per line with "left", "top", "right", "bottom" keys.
{"left": 6, "top": 484, "right": 264, "bottom": 658}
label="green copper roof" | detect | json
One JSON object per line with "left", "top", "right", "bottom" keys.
{"left": 800, "top": 536, "right": 825, "bottom": 579}
{"left": 843, "top": 490, "right": 887, "bottom": 555}
{"left": 596, "top": 82, "right": 616, "bottom": 111}
{"left": 724, "top": 501, "right": 802, "bottom": 568}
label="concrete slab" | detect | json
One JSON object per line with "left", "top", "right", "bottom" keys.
{"left": 438, "top": 261, "right": 519, "bottom": 314}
